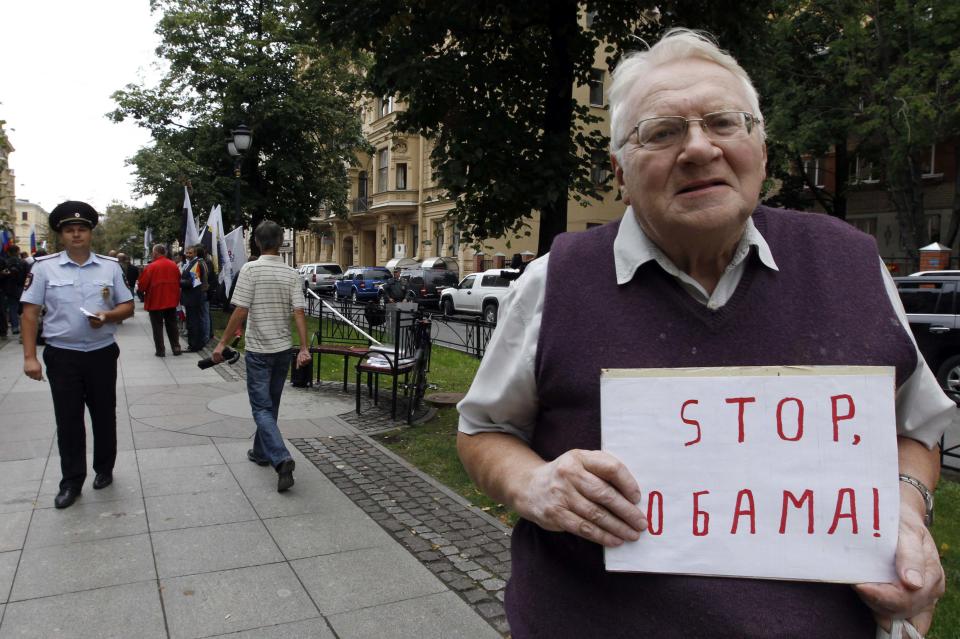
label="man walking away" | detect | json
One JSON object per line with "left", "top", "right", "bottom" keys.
{"left": 138, "top": 244, "right": 182, "bottom": 357}
{"left": 21, "top": 201, "right": 134, "bottom": 508}
{"left": 212, "top": 221, "right": 310, "bottom": 492}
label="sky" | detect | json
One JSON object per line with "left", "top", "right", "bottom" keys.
{"left": 1, "top": 0, "right": 161, "bottom": 214}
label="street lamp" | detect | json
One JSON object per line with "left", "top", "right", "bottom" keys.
{"left": 226, "top": 124, "right": 252, "bottom": 228}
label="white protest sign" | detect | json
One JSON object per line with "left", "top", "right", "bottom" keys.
{"left": 601, "top": 365, "right": 899, "bottom": 584}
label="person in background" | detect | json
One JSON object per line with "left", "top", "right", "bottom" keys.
{"left": 180, "top": 245, "right": 208, "bottom": 352}
{"left": 138, "top": 244, "right": 182, "bottom": 357}
{"left": 0, "top": 245, "right": 27, "bottom": 338}
{"left": 21, "top": 201, "right": 134, "bottom": 508}
{"left": 212, "top": 221, "right": 310, "bottom": 493}
{"left": 456, "top": 28, "right": 952, "bottom": 638}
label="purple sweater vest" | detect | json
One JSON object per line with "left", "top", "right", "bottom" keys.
{"left": 505, "top": 206, "right": 917, "bottom": 638}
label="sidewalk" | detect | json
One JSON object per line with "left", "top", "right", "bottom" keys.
{"left": 0, "top": 305, "right": 504, "bottom": 638}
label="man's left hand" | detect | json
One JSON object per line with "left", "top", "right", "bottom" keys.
{"left": 296, "top": 347, "right": 311, "bottom": 368}
{"left": 854, "top": 492, "right": 944, "bottom": 634}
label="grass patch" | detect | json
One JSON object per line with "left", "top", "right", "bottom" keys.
{"left": 930, "top": 478, "right": 960, "bottom": 638}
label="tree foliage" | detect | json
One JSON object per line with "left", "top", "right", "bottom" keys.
{"left": 92, "top": 202, "right": 146, "bottom": 260}
{"left": 109, "top": 0, "right": 369, "bottom": 249}
{"left": 757, "top": 0, "right": 960, "bottom": 258}
{"left": 306, "top": 1, "right": 774, "bottom": 254}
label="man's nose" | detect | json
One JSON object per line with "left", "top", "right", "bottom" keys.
{"left": 678, "top": 121, "right": 720, "bottom": 162}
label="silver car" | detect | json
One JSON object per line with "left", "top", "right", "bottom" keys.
{"left": 300, "top": 263, "right": 343, "bottom": 294}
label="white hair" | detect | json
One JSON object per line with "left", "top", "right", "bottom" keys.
{"left": 609, "top": 28, "right": 765, "bottom": 160}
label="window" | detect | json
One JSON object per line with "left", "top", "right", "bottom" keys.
{"left": 459, "top": 275, "right": 477, "bottom": 289}
{"left": 377, "top": 148, "right": 389, "bottom": 193}
{"left": 481, "top": 274, "right": 510, "bottom": 287}
{"left": 897, "top": 281, "right": 955, "bottom": 315}
{"left": 851, "top": 217, "right": 877, "bottom": 236}
{"left": 378, "top": 95, "right": 393, "bottom": 118}
{"left": 358, "top": 171, "right": 368, "bottom": 198}
{"left": 21, "top": 211, "right": 28, "bottom": 221}
{"left": 591, "top": 150, "right": 609, "bottom": 186}
{"left": 451, "top": 222, "right": 460, "bottom": 255}
{"left": 850, "top": 156, "right": 878, "bottom": 184}
{"left": 589, "top": 69, "right": 604, "bottom": 107}
{"left": 920, "top": 144, "right": 940, "bottom": 177}
{"left": 411, "top": 223, "right": 419, "bottom": 257}
{"left": 433, "top": 221, "right": 445, "bottom": 249}
{"left": 395, "top": 163, "right": 407, "bottom": 190}
{"left": 803, "top": 157, "right": 824, "bottom": 188}
{"left": 389, "top": 225, "right": 397, "bottom": 255}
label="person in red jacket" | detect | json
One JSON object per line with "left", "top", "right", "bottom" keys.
{"left": 138, "top": 244, "right": 183, "bottom": 357}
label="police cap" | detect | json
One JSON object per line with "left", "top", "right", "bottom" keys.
{"left": 49, "top": 201, "right": 99, "bottom": 231}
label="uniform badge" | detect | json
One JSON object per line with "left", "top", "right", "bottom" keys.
{"left": 102, "top": 286, "right": 110, "bottom": 300}
{"left": 23, "top": 272, "right": 33, "bottom": 292}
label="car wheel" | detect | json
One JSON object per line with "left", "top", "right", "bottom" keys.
{"left": 442, "top": 298, "right": 455, "bottom": 317}
{"left": 936, "top": 355, "right": 960, "bottom": 393}
{"left": 351, "top": 290, "right": 358, "bottom": 303}
{"left": 483, "top": 302, "right": 498, "bottom": 324}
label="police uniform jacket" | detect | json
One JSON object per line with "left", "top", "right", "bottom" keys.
{"left": 20, "top": 252, "right": 133, "bottom": 351}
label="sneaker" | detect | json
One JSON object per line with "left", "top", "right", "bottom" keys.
{"left": 277, "top": 459, "right": 295, "bottom": 492}
{"left": 246, "top": 449, "right": 269, "bottom": 466}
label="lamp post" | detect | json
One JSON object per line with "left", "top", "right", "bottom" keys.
{"left": 226, "top": 124, "right": 252, "bottom": 229}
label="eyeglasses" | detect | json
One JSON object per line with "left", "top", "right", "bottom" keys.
{"left": 631, "top": 111, "right": 758, "bottom": 150}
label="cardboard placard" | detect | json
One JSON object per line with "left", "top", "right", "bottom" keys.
{"left": 601, "top": 366, "right": 898, "bottom": 583}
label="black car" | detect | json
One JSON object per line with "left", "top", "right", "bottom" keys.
{"left": 894, "top": 275, "right": 960, "bottom": 391}
{"left": 395, "top": 267, "right": 459, "bottom": 307}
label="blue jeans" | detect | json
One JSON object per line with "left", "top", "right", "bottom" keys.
{"left": 245, "top": 350, "right": 292, "bottom": 468}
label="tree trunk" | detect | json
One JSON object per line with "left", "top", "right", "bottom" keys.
{"left": 832, "top": 138, "right": 848, "bottom": 221}
{"left": 536, "top": 0, "right": 578, "bottom": 257}
{"left": 888, "top": 155, "right": 925, "bottom": 263}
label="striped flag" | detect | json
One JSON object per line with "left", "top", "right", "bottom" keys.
{"left": 29, "top": 225, "right": 36, "bottom": 254}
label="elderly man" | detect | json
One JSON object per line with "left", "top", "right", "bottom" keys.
{"left": 457, "top": 29, "right": 953, "bottom": 638}
{"left": 212, "top": 221, "right": 310, "bottom": 492}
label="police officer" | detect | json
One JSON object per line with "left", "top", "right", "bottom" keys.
{"left": 20, "top": 201, "right": 134, "bottom": 509}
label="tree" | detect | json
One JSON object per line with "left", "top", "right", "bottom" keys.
{"left": 92, "top": 202, "right": 146, "bottom": 260}
{"left": 757, "top": 0, "right": 960, "bottom": 260}
{"left": 306, "top": 1, "right": 774, "bottom": 255}
{"left": 109, "top": 0, "right": 369, "bottom": 252}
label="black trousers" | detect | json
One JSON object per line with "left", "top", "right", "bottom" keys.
{"left": 149, "top": 307, "right": 180, "bottom": 355}
{"left": 184, "top": 304, "right": 205, "bottom": 351}
{"left": 43, "top": 343, "right": 119, "bottom": 490}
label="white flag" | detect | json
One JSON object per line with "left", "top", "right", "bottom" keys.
{"left": 182, "top": 187, "right": 200, "bottom": 249}
{"left": 203, "top": 205, "right": 230, "bottom": 282}
{"left": 223, "top": 227, "right": 247, "bottom": 298}
{"left": 143, "top": 227, "right": 153, "bottom": 254}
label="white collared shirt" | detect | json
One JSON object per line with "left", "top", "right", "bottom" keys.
{"left": 457, "top": 208, "right": 955, "bottom": 448}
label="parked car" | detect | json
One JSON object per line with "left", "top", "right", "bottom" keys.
{"left": 334, "top": 266, "right": 392, "bottom": 302}
{"left": 300, "top": 262, "right": 343, "bottom": 294}
{"left": 440, "top": 268, "right": 518, "bottom": 324}
{"left": 392, "top": 267, "right": 460, "bottom": 307}
{"left": 894, "top": 275, "right": 960, "bottom": 391}
{"left": 909, "top": 270, "right": 960, "bottom": 277}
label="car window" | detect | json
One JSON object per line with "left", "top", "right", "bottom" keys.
{"left": 480, "top": 274, "right": 510, "bottom": 287}
{"left": 316, "top": 265, "right": 341, "bottom": 275}
{"left": 897, "top": 280, "right": 955, "bottom": 314}
{"left": 363, "top": 269, "right": 390, "bottom": 280}
{"left": 459, "top": 275, "right": 477, "bottom": 288}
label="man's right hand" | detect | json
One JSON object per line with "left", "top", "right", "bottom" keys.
{"left": 24, "top": 356, "right": 43, "bottom": 381}
{"left": 211, "top": 343, "right": 225, "bottom": 364}
{"left": 516, "top": 449, "right": 647, "bottom": 547}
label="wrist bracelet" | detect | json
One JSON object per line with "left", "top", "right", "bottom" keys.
{"left": 899, "top": 474, "right": 934, "bottom": 527}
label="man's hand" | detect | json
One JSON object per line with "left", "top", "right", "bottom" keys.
{"left": 296, "top": 347, "right": 311, "bottom": 368}
{"left": 87, "top": 312, "right": 106, "bottom": 329}
{"left": 516, "top": 449, "right": 647, "bottom": 547}
{"left": 211, "top": 342, "right": 226, "bottom": 364}
{"left": 854, "top": 489, "right": 945, "bottom": 634}
{"left": 23, "top": 356, "right": 43, "bottom": 381}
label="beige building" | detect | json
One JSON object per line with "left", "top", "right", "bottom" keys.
{"left": 13, "top": 199, "right": 48, "bottom": 252}
{"left": 0, "top": 123, "right": 14, "bottom": 231}
{"left": 295, "top": 46, "right": 626, "bottom": 275}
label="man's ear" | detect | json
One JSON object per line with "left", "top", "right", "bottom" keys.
{"left": 610, "top": 153, "right": 630, "bottom": 206}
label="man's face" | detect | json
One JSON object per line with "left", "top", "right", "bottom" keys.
{"left": 612, "top": 58, "right": 767, "bottom": 250}
{"left": 185, "top": 248, "right": 195, "bottom": 259}
{"left": 59, "top": 223, "right": 92, "bottom": 251}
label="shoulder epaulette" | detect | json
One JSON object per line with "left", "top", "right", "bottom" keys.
{"left": 96, "top": 253, "right": 119, "bottom": 262}
{"left": 34, "top": 252, "right": 60, "bottom": 262}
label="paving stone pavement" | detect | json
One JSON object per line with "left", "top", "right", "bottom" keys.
{"left": 0, "top": 303, "right": 507, "bottom": 638}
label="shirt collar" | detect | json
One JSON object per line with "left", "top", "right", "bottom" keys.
{"left": 58, "top": 251, "right": 99, "bottom": 268}
{"left": 613, "top": 206, "right": 779, "bottom": 285}
{"left": 257, "top": 254, "right": 283, "bottom": 262}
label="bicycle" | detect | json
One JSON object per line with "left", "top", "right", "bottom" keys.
{"left": 405, "top": 316, "right": 433, "bottom": 424}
